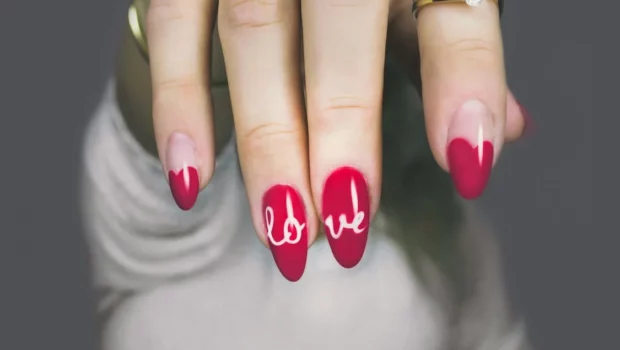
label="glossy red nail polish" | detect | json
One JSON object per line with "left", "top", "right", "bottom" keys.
{"left": 262, "top": 185, "right": 308, "bottom": 282}
{"left": 447, "top": 138, "right": 494, "bottom": 200}
{"left": 322, "top": 167, "right": 370, "bottom": 268}
{"left": 166, "top": 132, "right": 200, "bottom": 210}
{"left": 168, "top": 167, "right": 199, "bottom": 210}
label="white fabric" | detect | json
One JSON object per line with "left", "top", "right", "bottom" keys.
{"left": 80, "top": 77, "right": 531, "bottom": 350}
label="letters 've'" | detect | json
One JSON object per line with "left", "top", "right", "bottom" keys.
{"left": 325, "top": 179, "right": 366, "bottom": 240}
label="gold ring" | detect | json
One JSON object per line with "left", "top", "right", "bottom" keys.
{"left": 412, "top": 0, "right": 503, "bottom": 18}
{"left": 128, "top": 2, "right": 150, "bottom": 62}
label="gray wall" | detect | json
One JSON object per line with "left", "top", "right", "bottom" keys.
{"left": 0, "top": 1, "right": 594, "bottom": 349}
{"left": 483, "top": 2, "right": 594, "bottom": 349}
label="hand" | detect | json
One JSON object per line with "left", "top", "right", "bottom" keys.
{"left": 145, "top": 0, "right": 528, "bottom": 281}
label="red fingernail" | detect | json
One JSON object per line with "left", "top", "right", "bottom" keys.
{"left": 447, "top": 138, "right": 494, "bottom": 199}
{"left": 447, "top": 100, "right": 495, "bottom": 200}
{"left": 262, "top": 185, "right": 308, "bottom": 282}
{"left": 322, "top": 167, "right": 370, "bottom": 268}
{"left": 167, "top": 132, "right": 199, "bottom": 210}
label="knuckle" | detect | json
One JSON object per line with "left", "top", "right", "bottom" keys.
{"left": 321, "top": 95, "right": 375, "bottom": 113}
{"left": 240, "top": 123, "right": 302, "bottom": 160}
{"left": 153, "top": 77, "right": 205, "bottom": 113}
{"left": 444, "top": 37, "right": 498, "bottom": 65}
{"left": 156, "top": 77, "right": 202, "bottom": 97}
{"left": 314, "top": 96, "right": 377, "bottom": 133}
{"left": 223, "top": 0, "right": 283, "bottom": 29}
{"left": 147, "top": 0, "right": 185, "bottom": 26}
{"left": 326, "top": 0, "right": 374, "bottom": 8}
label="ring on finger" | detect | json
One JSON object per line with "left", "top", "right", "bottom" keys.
{"left": 412, "top": 0, "right": 504, "bottom": 18}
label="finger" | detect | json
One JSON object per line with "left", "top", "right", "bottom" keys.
{"left": 218, "top": 0, "right": 313, "bottom": 282}
{"left": 505, "top": 90, "right": 532, "bottom": 142}
{"left": 147, "top": 0, "right": 217, "bottom": 210}
{"left": 417, "top": 0, "right": 506, "bottom": 199}
{"left": 386, "top": 0, "right": 422, "bottom": 92}
{"left": 302, "top": 0, "right": 390, "bottom": 268}
{"left": 387, "top": 5, "right": 526, "bottom": 143}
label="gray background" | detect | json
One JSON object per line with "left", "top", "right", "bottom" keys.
{"left": 0, "top": 0, "right": 595, "bottom": 349}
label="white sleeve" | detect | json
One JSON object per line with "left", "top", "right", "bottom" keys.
{"left": 453, "top": 203, "right": 534, "bottom": 350}
{"left": 80, "top": 81, "right": 247, "bottom": 293}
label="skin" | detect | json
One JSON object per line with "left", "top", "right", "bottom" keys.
{"left": 115, "top": 0, "right": 527, "bottom": 276}
{"left": 116, "top": 4, "right": 233, "bottom": 158}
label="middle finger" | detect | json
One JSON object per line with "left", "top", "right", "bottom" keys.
{"left": 219, "top": 0, "right": 313, "bottom": 282}
{"left": 302, "top": 0, "right": 390, "bottom": 268}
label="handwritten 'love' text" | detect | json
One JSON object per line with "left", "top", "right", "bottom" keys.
{"left": 265, "top": 192, "right": 305, "bottom": 246}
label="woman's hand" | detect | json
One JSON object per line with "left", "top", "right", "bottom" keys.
{"left": 145, "top": 0, "right": 528, "bottom": 281}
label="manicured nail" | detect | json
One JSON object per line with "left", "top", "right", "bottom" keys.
{"left": 447, "top": 100, "right": 495, "bottom": 200}
{"left": 166, "top": 132, "right": 199, "bottom": 210}
{"left": 262, "top": 185, "right": 308, "bottom": 282}
{"left": 322, "top": 167, "right": 370, "bottom": 268}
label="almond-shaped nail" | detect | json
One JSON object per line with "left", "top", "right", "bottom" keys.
{"left": 447, "top": 100, "right": 495, "bottom": 200}
{"left": 166, "top": 132, "right": 199, "bottom": 210}
{"left": 322, "top": 167, "right": 370, "bottom": 268}
{"left": 262, "top": 185, "right": 308, "bottom": 282}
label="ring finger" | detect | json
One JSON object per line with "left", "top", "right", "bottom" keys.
{"left": 303, "top": 0, "right": 390, "bottom": 268}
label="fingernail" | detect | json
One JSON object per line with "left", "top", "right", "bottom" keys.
{"left": 322, "top": 167, "right": 370, "bottom": 268}
{"left": 447, "top": 100, "right": 495, "bottom": 200}
{"left": 518, "top": 102, "right": 535, "bottom": 136}
{"left": 262, "top": 185, "right": 308, "bottom": 282}
{"left": 166, "top": 132, "right": 200, "bottom": 210}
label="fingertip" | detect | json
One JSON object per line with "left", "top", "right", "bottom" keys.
{"left": 261, "top": 184, "right": 310, "bottom": 282}
{"left": 163, "top": 131, "right": 215, "bottom": 210}
{"left": 518, "top": 102, "right": 535, "bottom": 137}
{"left": 505, "top": 91, "right": 534, "bottom": 142}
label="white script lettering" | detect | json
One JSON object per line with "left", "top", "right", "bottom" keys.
{"left": 265, "top": 192, "right": 305, "bottom": 246}
{"left": 325, "top": 179, "right": 366, "bottom": 239}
